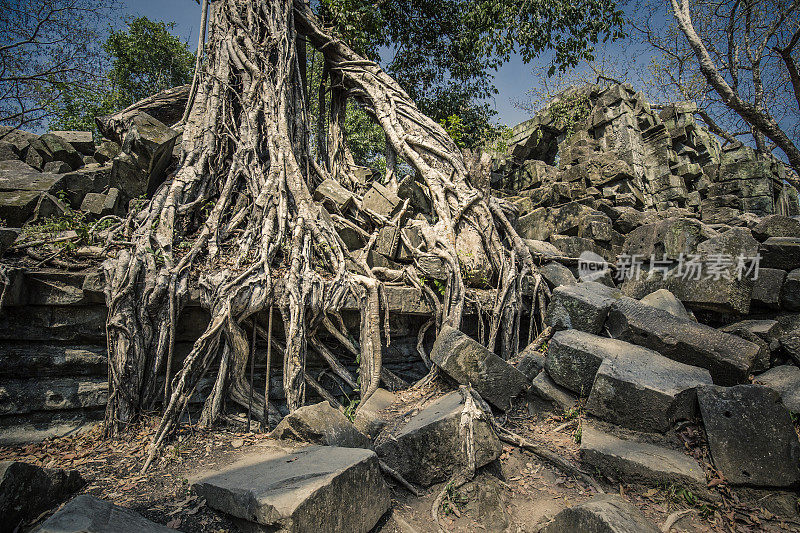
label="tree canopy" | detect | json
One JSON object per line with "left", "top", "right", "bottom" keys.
{"left": 314, "top": 0, "right": 625, "bottom": 148}
{"left": 0, "top": 0, "right": 109, "bottom": 131}
{"left": 48, "top": 16, "right": 195, "bottom": 133}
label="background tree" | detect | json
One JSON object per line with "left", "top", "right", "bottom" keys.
{"left": 49, "top": 16, "right": 196, "bottom": 133}
{"left": 633, "top": 0, "right": 800, "bottom": 180}
{"left": 0, "top": 0, "right": 110, "bottom": 131}
{"left": 309, "top": 0, "right": 625, "bottom": 163}
{"left": 104, "top": 16, "right": 196, "bottom": 109}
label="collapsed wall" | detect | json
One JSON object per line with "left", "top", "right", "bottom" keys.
{"left": 1, "top": 82, "right": 799, "bottom": 447}
{"left": 494, "top": 83, "right": 797, "bottom": 220}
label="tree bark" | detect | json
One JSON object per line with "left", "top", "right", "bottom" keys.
{"left": 101, "top": 0, "right": 544, "bottom": 470}
{"left": 669, "top": 0, "right": 800, "bottom": 177}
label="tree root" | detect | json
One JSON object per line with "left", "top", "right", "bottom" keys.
{"left": 102, "top": 0, "right": 551, "bottom": 470}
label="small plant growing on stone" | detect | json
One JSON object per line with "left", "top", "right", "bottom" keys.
{"left": 343, "top": 397, "right": 360, "bottom": 422}
{"left": 440, "top": 480, "right": 469, "bottom": 517}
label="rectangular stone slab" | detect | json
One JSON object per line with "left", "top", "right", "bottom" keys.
{"left": 605, "top": 296, "right": 759, "bottom": 385}
{"left": 697, "top": 384, "right": 800, "bottom": 487}
{"left": 191, "top": 444, "right": 390, "bottom": 533}
{"left": 545, "top": 282, "right": 622, "bottom": 334}
{"left": 431, "top": 325, "right": 529, "bottom": 411}
{"left": 545, "top": 330, "right": 657, "bottom": 395}
{"left": 580, "top": 424, "right": 706, "bottom": 494}
{"left": 586, "top": 348, "right": 712, "bottom": 433}
{"left": 374, "top": 390, "right": 501, "bottom": 486}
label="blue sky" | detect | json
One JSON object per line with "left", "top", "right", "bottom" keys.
{"left": 122, "top": 0, "right": 535, "bottom": 126}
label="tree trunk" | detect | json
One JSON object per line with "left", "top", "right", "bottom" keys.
{"left": 102, "top": 0, "right": 544, "bottom": 470}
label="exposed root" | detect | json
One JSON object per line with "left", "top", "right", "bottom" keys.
{"left": 102, "top": 0, "right": 550, "bottom": 470}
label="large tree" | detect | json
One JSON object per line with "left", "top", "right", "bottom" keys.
{"left": 100, "top": 0, "right": 622, "bottom": 469}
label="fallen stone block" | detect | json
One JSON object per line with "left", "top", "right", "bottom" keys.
{"left": 43, "top": 160, "right": 72, "bottom": 174}
{"left": 761, "top": 237, "right": 800, "bottom": 271}
{"left": 0, "top": 461, "right": 83, "bottom": 531}
{"left": 0, "top": 227, "right": 19, "bottom": 256}
{"left": 545, "top": 330, "right": 649, "bottom": 396}
{"left": 0, "top": 190, "right": 41, "bottom": 227}
{"left": 530, "top": 371, "right": 577, "bottom": 411}
{"left": 515, "top": 343, "right": 545, "bottom": 380}
{"left": 639, "top": 288, "right": 693, "bottom": 320}
{"left": 362, "top": 182, "right": 400, "bottom": 218}
{"left": 0, "top": 141, "right": 17, "bottom": 162}
{"left": 37, "top": 494, "right": 176, "bottom": 533}
{"left": 752, "top": 215, "right": 800, "bottom": 241}
{"left": 586, "top": 348, "right": 711, "bottom": 432}
{"left": 61, "top": 165, "right": 112, "bottom": 207}
{"left": 606, "top": 296, "right": 759, "bottom": 385}
{"left": 549, "top": 234, "right": 607, "bottom": 260}
{"left": 48, "top": 131, "right": 94, "bottom": 156}
{"left": 313, "top": 178, "right": 354, "bottom": 211}
{"left": 93, "top": 140, "right": 121, "bottom": 164}
{"left": 719, "top": 319, "right": 782, "bottom": 346}
{"left": 539, "top": 262, "right": 576, "bottom": 289}
{"left": 192, "top": 444, "right": 390, "bottom": 533}
{"left": 697, "top": 384, "right": 800, "bottom": 487}
{"left": 375, "top": 390, "right": 501, "bottom": 486}
{"left": 779, "top": 328, "right": 800, "bottom": 365}
{"left": 431, "top": 326, "right": 529, "bottom": 411}
{"left": 518, "top": 201, "right": 599, "bottom": 241}
{"left": 353, "top": 388, "right": 396, "bottom": 439}
{"left": 0, "top": 160, "right": 64, "bottom": 193}
{"left": 752, "top": 268, "right": 786, "bottom": 309}
{"left": 525, "top": 239, "right": 564, "bottom": 259}
{"left": 580, "top": 423, "right": 706, "bottom": 493}
{"left": 25, "top": 133, "right": 83, "bottom": 171}
{"left": 32, "top": 192, "right": 68, "bottom": 223}
{"left": 782, "top": 269, "right": 800, "bottom": 310}
{"left": 541, "top": 494, "right": 659, "bottom": 533}
{"left": 622, "top": 217, "right": 715, "bottom": 260}
{"left": 755, "top": 366, "right": 800, "bottom": 413}
{"left": 717, "top": 322, "right": 771, "bottom": 372}
{"left": 110, "top": 113, "right": 179, "bottom": 199}
{"left": 545, "top": 282, "right": 622, "bottom": 334}
{"left": 0, "top": 126, "right": 37, "bottom": 153}
{"left": 270, "top": 401, "right": 370, "bottom": 448}
{"left": 80, "top": 189, "right": 121, "bottom": 218}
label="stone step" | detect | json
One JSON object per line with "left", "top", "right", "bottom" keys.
{"left": 375, "top": 390, "right": 501, "bottom": 486}
{"left": 580, "top": 423, "right": 706, "bottom": 493}
{"left": 37, "top": 494, "right": 176, "bottom": 532}
{"left": 191, "top": 444, "right": 390, "bottom": 533}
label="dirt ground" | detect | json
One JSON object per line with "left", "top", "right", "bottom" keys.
{"left": 2, "top": 384, "right": 799, "bottom": 533}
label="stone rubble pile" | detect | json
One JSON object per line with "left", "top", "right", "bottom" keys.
{"left": 0, "top": 112, "right": 179, "bottom": 227}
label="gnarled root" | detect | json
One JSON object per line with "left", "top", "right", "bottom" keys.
{"left": 104, "top": 0, "right": 550, "bottom": 470}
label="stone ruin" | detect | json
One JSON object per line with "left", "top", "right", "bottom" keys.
{"left": 2, "top": 83, "right": 800, "bottom": 532}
